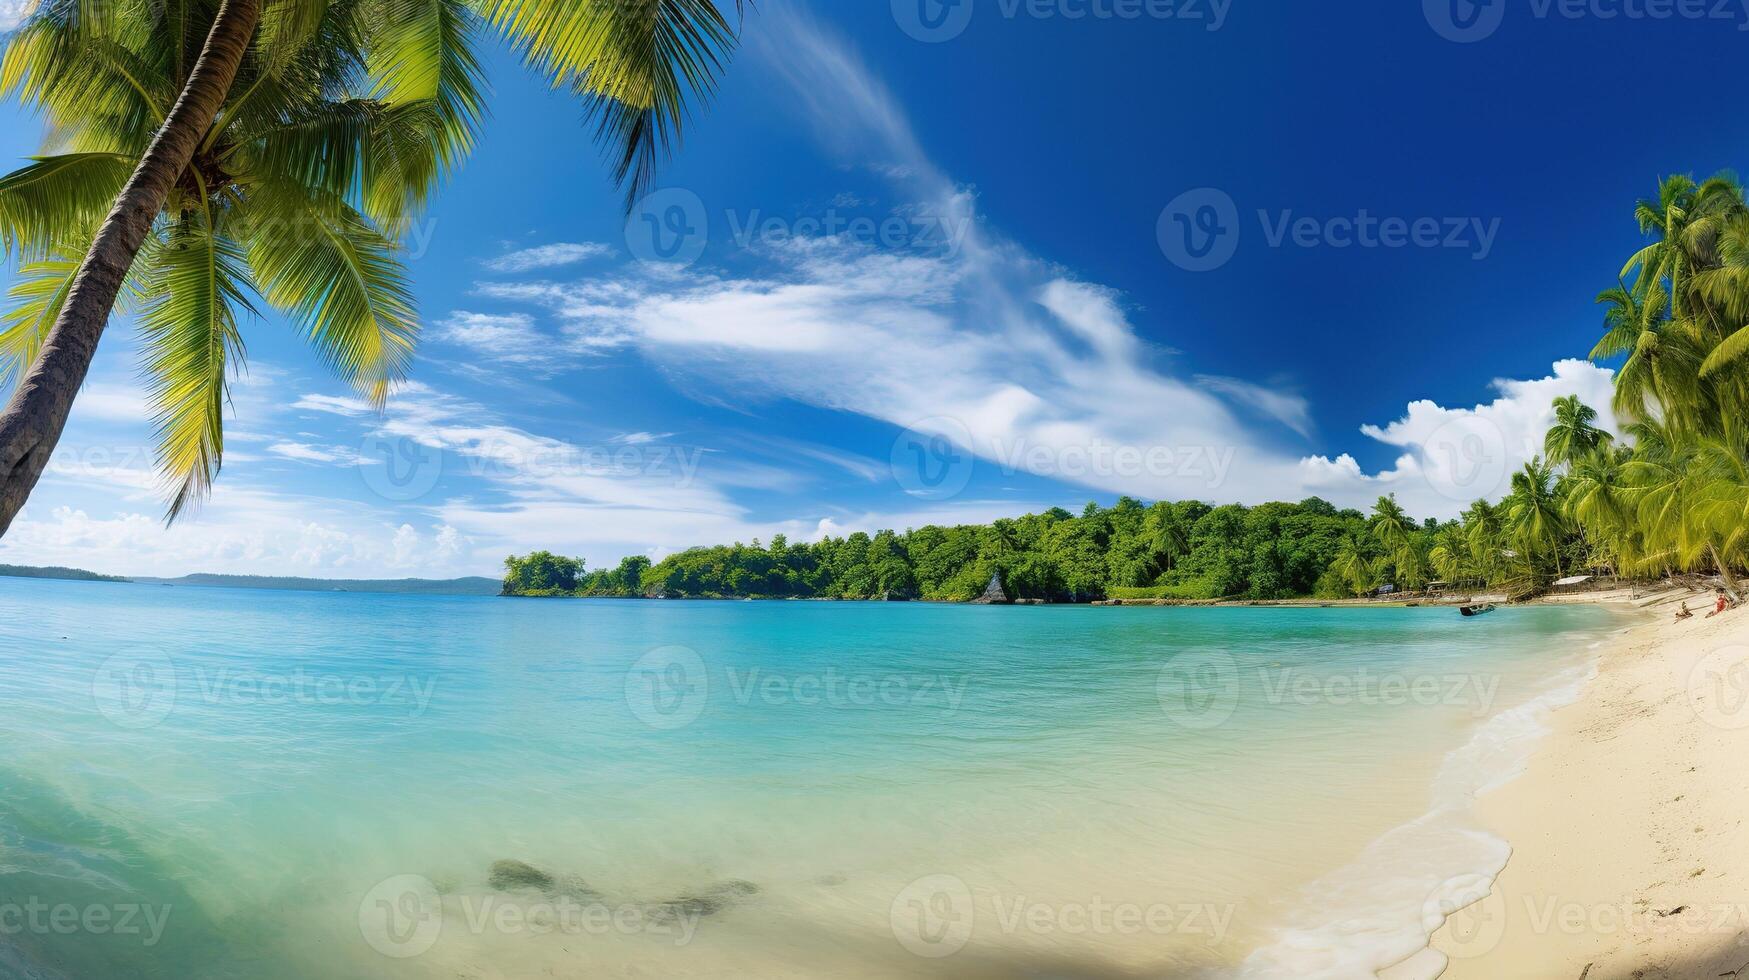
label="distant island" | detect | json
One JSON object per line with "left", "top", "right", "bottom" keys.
{"left": 132, "top": 574, "right": 504, "bottom": 596}
{"left": 0, "top": 563, "right": 131, "bottom": 584}
{"left": 0, "top": 565, "right": 500, "bottom": 596}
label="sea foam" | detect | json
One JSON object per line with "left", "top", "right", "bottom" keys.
{"left": 1232, "top": 640, "right": 1601, "bottom": 979}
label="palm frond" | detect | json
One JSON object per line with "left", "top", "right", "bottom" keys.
{"left": 138, "top": 205, "right": 255, "bottom": 521}
{"left": 236, "top": 181, "right": 418, "bottom": 405}
{"left": 0, "top": 152, "right": 135, "bottom": 260}
{"left": 2, "top": 7, "right": 168, "bottom": 153}
{"left": 229, "top": 98, "right": 445, "bottom": 227}
{"left": 366, "top": 0, "right": 486, "bottom": 171}
{"left": 476, "top": 0, "right": 743, "bottom": 208}
{"left": 0, "top": 237, "right": 151, "bottom": 392}
{"left": 1700, "top": 323, "right": 1749, "bottom": 379}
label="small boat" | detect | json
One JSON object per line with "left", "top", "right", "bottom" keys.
{"left": 1460, "top": 603, "right": 1497, "bottom": 617}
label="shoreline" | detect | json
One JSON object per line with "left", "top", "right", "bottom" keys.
{"left": 500, "top": 589, "right": 1648, "bottom": 609}
{"left": 1414, "top": 590, "right": 1749, "bottom": 977}
{"left": 1241, "top": 606, "right": 1611, "bottom": 980}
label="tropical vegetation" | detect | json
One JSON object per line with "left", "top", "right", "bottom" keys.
{"left": 505, "top": 498, "right": 1428, "bottom": 601}
{"left": 0, "top": 0, "right": 743, "bottom": 532}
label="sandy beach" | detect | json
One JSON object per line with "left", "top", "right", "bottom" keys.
{"left": 1417, "top": 593, "right": 1749, "bottom": 978}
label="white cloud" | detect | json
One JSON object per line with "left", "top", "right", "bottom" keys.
{"left": 610, "top": 431, "right": 674, "bottom": 445}
{"left": 294, "top": 383, "right": 769, "bottom": 566}
{"left": 429, "top": 310, "right": 557, "bottom": 367}
{"left": 471, "top": 13, "right": 1621, "bottom": 524}
{"left": 0, "top": 0, "right": 36, "bottom": 32}
{"left": 483, "top": 242, "right": 612, "bottom": 273}
{"left": 477, "top": 16, "right": 1309, "bottom": 512}
{"left": 268, "top": 442, "right": 363, "bottom": 465}
{"left": 0, "top": 496, "right": 474, "bottom": 579}
{"left": 1195, "top": 375, "right": 1315, "bottom": 439}
{"left": 1299, "top": 358, "right": 1621, "bottom": 517}
{"left": 67, "top": 382, "right": 149, "bottom": 424}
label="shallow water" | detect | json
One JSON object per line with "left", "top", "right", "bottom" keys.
{"left": 0, "top": 579, "right": 1619, "bottom": 978}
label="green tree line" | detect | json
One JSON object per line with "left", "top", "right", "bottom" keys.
{"left": 505, "top": 497, "right": 1433, "bottom": 602}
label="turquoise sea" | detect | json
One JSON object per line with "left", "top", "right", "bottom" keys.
{"left": 0, "top": 578, "right": 1624, "bottom": 978}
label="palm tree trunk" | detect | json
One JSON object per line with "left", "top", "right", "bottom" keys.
{"left": 1709, "top": 542, "right": 1743, "bottom": 604}
{"left": 0, "top": 0, "right": 261, "bottom": 538}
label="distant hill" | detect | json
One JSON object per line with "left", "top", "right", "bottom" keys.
{"left": 130, "top": 574, "right": 503, "bottom": 596}
{"left": 0, "top": 563, "right": 131, "bottom": 584}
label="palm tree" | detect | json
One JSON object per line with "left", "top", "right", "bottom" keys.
{"left": 1507, "top": 458, "right": 1567, "bottom": 577}
{"left": 1368, "top": 494, "right": 1412, "bottom": 550}
{"left": 1564, "top": 447, "right": 1633, "bottom": 573}
{"left": 0, "top": 0, "right": 743, "bottom": 532}
{"left": 1143, "top": 502, "right": 1190, "bottom": 575}
{"left": 1459, "top": 498, "right": 1504, "bottom": 581}
{"left": 1428, "top": 523, "right": 1471, "bottom": 584}
{"left": 1331, "top": 530, "right": 1378, "bottom": 598}
{"left": 1621, "top": 173, "right": 1741, "bottom": 330}
{"left": 1695, "top": 434, "right": 1749, "bottom": 594}
{"left": 1593, "top": 283, "right": 1708, "bottom": 429}
{"left": 1544, "top": 395, "right": 1612, "bottom": 470}
{"left": 983, "top": 518, "right": 1020, "bottom": 557}
{"left": 1367, "top": 494, "right": 1426, "bottom": 589}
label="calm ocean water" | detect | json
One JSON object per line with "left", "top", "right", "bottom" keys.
{"left": 0, "top": 578, "right": 1622, "bottom": 978}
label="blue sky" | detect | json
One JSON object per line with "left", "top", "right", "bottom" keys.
{"left": 0, "top": 0, "right": 1741, "bottom": 578}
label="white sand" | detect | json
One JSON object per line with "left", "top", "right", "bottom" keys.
{"left": 1424, "top": 598, "right": 1749, "bottom": 978}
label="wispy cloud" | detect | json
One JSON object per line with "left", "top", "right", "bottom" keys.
{"left": 268, "top": 442, "right": 364, "bottom": 465}
{"left": 1195, "top": 375, "right": 1315, "bottom": 439}
{"left": 470, "top": 8, "right": 1619, "bottom": 521}
{"left": 428, "top": 310, "right": 559, "bottom": 368}
{"left": 611, "top": 431, "right": 675, "bottom": 445}
{"left": 483, "top": 242, "right": 612, "bottom": 273}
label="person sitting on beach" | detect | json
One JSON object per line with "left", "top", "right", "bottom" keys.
{"left": 1706, "top": 589, "right": 1732, "bottom": 618}
{"left": 1676, "top": 601, "right": 1694, "bottom": 621}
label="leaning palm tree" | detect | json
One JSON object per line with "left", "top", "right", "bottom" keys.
{"left": 1694, "top": 434, "right": 1749, "bottom": 591}
{"left": 0, "top": 0, "right": 743, "bottom": 533}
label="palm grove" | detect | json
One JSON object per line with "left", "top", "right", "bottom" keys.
{"left": 508, "top": 174, "right": 1749, "bottom": 603}
{"left": 0, "top": 0, "right": 741, "bottom": 529}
